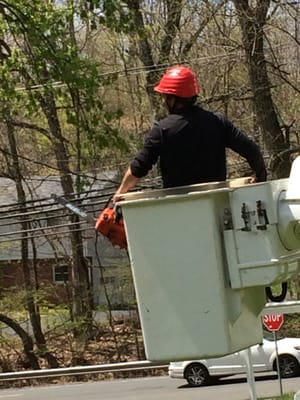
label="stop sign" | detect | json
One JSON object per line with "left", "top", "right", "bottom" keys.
{"left": 262, "top": 314, "right": 284, "bottom": 331}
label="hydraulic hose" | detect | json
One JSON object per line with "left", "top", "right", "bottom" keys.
{"left": 265, "top": 282, "right": 288, "bottom": 302}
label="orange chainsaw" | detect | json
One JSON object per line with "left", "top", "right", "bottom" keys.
{"left": 51, "top": 194, "right": 127, "bottom": 249}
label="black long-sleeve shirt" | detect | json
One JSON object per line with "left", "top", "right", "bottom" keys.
{"left": 130, "top": 105, "right": 267, "bottom": 188}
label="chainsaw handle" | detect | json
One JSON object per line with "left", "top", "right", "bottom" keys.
{"left": 103, "top": 195, "right": 123, "bottom": 223}
{"left": 114, "top": 204, "right": 123, "bottom": 223}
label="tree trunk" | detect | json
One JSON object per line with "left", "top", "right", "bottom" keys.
{"left": 125, "top": 0, "right": 162, "bottom": 119}
{"left": 0, "top": 314, "right": 40, "bottom": 370}
{"left": 37, "top": 90, "right": 93, "bottom": 335}
{"left": 233, "top": 0, "right": 291, "bottom": 178}
{"left": 5, "top": 118, "right": 59, "bottom": 368}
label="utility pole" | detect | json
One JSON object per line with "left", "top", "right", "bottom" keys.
{"left": 290, "top": 0, "right": 300, "bottom": 79}
{"left": 297, "top": 1, "right": 300, "bottom": 80}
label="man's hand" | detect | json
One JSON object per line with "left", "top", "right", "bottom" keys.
{"left": 113, "top": 167, "right": 141, "bottom": 203}
{"left": 113, "top": 191, "right": 124, "bottom": 203}
{"left": 249, "top": 176, "right": 257, "bottom": 184}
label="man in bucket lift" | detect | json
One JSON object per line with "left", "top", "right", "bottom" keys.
{"left": 113, "top": 65, "right": 267, "bottom": 202}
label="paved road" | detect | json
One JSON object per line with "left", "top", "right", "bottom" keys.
{"left": 0, "top": 374, "right": 300, "bottom": 400}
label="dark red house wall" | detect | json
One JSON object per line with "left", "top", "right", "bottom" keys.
{"left": 0, "top": 259, "right": 70, "bottom": 304}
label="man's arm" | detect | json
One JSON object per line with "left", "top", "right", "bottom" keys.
{"left": 113, "top": 124, "right": 162, "bottom": 202}
{"left": 113, "top": 167, "right": 140, "bottom": 202}
{"left": 221, "top": 115, "right": 267, "bottom": 182}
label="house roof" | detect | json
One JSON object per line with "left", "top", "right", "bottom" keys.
{"left": 0, "top": 172, "right": 128, "bottom": 265}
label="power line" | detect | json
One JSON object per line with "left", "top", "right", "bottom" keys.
{"left": 0, "top": 180, "right": 160, "bottom": 242}
{"left": 11, "top": 52, "right": 243, "bottom": 92}
{"left": 10, "top": 40, "right": 296, "bottom": 93}
{"left": 0, "top": 225, "right": 96, "bottom": 244}
{"left": 0, "top": 219, "right": 89, "bottom": 239}
{"left": 0, "top": 195, "right": 112, "bottom": 223}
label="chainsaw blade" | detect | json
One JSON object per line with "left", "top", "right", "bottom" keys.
{"left": 51, "top": 194, "right": 95, "bottom": 224}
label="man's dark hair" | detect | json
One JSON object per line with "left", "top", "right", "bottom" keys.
{"left": 175, "top": 95, "right": 198, "bottom": 106}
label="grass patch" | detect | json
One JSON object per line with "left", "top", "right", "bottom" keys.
{"left": 259, "top": 393, "right": 295, "bottom": 400}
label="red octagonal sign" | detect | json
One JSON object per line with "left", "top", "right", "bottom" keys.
{"left": 262, "top": 314, "right": 284, "bottom": 332}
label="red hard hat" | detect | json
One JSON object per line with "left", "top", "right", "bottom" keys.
{"left": 154, "top": 65, "right": 200, "bottom": 98}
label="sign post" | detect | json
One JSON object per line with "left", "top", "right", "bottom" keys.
{"left": 262, "top": 314, "right": 284, "bottom": 396}
{"left": 241, "top": 347, "right": 257, "bottom": 400}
